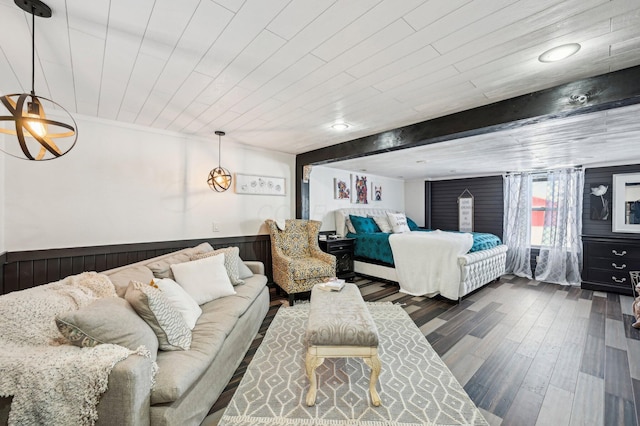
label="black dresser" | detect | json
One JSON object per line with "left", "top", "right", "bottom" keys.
{"left": 318, "top": 237, "right": 355, "bottom": 282}
{"left": 582, "top": 236, "right": 640, "bottom": 295}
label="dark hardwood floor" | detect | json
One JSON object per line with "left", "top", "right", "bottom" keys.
{"left": 205, "top": 275, "right": 640, "bottom": 426}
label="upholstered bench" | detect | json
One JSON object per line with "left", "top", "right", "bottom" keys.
{"left": 304, "top": 283, "right": 381, "bottom": 407}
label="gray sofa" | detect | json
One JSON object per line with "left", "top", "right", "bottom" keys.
{"left": 0, "top": 243, "right": 270, "bottom": 426}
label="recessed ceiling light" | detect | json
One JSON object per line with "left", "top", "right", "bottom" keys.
{"left": 538, "top": 43, "right": 581, "bottom": 63}
{"left": 331, "top": 122, "right": 349, "bottom": 131}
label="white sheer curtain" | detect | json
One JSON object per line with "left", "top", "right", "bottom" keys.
{"left": 503, "top": 173, "right": 533, "bottom": 279}
{"left": 534, "top": 168, "right": 584, "bottom": 285}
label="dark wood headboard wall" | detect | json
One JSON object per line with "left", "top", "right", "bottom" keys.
{"left": 428, "top": 176, "right": 504, "bottom": 240}
{"left": 1, "top": 235, "right": 271, "bottom": 295}
{"left": 0, "top": 252, "right": 6, "bottom": 296}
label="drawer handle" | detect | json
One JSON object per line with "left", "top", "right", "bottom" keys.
{"left": 612, "top": 250, "right": 627, "bottom": 256}
{"left": 612, "top": 276, "right": 627, "bottom": 283}
{"left": 612, "top": 263, "right": 627, "bottom": 270}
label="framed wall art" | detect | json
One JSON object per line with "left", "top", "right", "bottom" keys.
{"left": 372, "top": 183, "right": 382, "bottom": 201}
{"left": 351, "top": 174, "right": 368, "bottom": 204}
{"left": 334, "top": 178, "right": 350, "bottom": 200}
{"left": 235, "top": 174, "right": 286, "bottom": 196}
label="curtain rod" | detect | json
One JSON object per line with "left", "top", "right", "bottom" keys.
{"left": 504, "top": 165, "right": 583, "bottom": 175}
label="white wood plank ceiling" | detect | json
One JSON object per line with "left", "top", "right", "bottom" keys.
{"left": 1, "top": 0, "right": 640, "bottom": 178}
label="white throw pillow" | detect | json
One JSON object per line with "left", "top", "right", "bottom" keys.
{"left": 371, "top": 215, "right": 393, "bottom": 233}
{"left": 345, "top": 217, "right": 356, "bottom": 234}
{"left": 170, "top": 254, "right": 236, "bottom": 305}
{"left": 386, "top": 212, "right": 411, "bottom": 233}
{"left": 154, "top": 278, "right": 202, "bottom": 330}
{"left": 191, "top": 246, "right": 244, "bottom": 285}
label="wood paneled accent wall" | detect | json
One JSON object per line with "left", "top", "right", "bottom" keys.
{"left": 1, "top": 235, "right": 272, "bottom": 295}
{"left": 0, "top": 252, "right": 5, "bottom": 295}
{"left": 583, "top": 164, "right": 640, "bottom": 239}
{"left": 429, "top": 176, "right": 504, "bottom": 240}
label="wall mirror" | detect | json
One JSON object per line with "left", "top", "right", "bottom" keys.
{"left": 612, "top": 173, "right": 640, "bottom": 233}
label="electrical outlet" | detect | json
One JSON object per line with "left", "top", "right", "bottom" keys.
{"left": 536, "top": 255, "right": 540, "bottom": 262}
{"left": 212, "top": 222, "right": 220, "bottom": 232}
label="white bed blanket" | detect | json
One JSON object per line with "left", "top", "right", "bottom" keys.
{"left": 389, "top": 230, "right": 473, "bottom": 300}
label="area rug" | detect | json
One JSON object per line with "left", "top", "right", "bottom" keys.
{"left": 219, "top": 303, "right": 487, "bottom": 426}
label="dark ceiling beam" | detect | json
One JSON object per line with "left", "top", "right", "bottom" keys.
{"left": 295, "top": 65, "right": 640, "bottom": 219}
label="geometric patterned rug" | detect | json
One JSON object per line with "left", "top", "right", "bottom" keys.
{"left": 219, "top": 303, "right": 487, "bottom": 426}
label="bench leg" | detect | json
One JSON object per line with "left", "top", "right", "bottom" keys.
{"left": 364, "top": 354, "right": 382, "bottom": 406}
{"left": 305, "top": 350, "right": 325, "bottom": 406}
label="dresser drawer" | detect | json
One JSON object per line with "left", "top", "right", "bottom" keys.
{"left": 586, "top": 268, "right": 634, "bottom": 288}
{"left": 586, "top": 242, "right": 640, "bottom": 260}
{"left": 588, "top": 256, "right": 640, "bottom": 271}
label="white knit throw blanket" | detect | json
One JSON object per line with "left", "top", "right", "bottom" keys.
{"left": 0, "top": 272, "right": 153, "bottom": 426}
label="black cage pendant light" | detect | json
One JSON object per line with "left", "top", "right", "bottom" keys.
{"left": 207, "top": 131, "right": 232, "bottom": 192}
{"left": 0, "top": 0, "right": 77, "bottom": 161}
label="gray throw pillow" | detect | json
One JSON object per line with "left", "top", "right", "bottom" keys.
{"left": 56, "top": 297, "right": 159, "bottom": 360}
{"left": 125, "top": 280, "right": 192, "bottom": 351}
{"left": 237, "top": 260, "right": 254, "bottom": 279}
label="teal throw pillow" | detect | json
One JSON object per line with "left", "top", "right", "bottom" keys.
{"left": 407, "top": 217, "right": 420, "bottom": 231}
{"left": 349, "top": 215, "right": 381, "bottom": 234}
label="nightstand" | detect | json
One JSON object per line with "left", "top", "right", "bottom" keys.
{"left": 319, "top": 238, "right": 355, "bottom": 282}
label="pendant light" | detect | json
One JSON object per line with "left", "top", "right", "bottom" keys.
{"left": 207, "top": 131, "right": 232, "bottom": 192}
{"left": 0, "top": 0, "right": 77, "bottom": 161}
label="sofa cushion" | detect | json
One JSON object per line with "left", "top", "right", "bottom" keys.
{"left": 107, "top": 265, "right": 155, "bottom": 298}
{"left": 146, "top": 243, "right": 214, "bottom": 280}
{"left": 55, "top": 297, "right": 159, "bottom": 360}
{"left": 191, "top": 246, "right": 244, "bottom": 285}
{"left": 170, "top": 254, "right": 236, "bottom": 305}
{"left": 154, "top": 278, "right": 202, "bottom": 330}
{"left": 125, "top": 281, "right": 192, "bottom": 351}
{"left": 150, "top": 276, "right": 267, "bottom": 404}
{"left": 146, "top": 253, "right": 192, "bottom": 280}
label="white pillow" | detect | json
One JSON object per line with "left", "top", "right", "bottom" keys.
{"left": 170, "top": 254, "right": 236, "bottom": 305}
{"left": 371, "top": 215, "right": 393, "bottom": 233}
{"left": 386, "top": 212, "right": 411, "bottom": 233}
{"left": 345, "top": 217, "right": 356, "bottom": 234}
{"left": 154, "top": 278, "right": 202, "bottom": 330}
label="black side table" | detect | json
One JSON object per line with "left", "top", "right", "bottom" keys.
{"left": 318, "top": 238, "right": 356, "bottom": 282}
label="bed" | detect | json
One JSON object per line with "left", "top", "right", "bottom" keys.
{"left": 335, "top": 208, "right": 507, "bottom": 300}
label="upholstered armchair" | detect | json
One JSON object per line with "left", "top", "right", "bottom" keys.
{"left": 265, "top": 219, "right": 336, "bottom": 304}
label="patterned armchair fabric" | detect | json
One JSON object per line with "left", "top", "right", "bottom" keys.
{"left": 265, "top": 219, "right": 336, "bottom": 299}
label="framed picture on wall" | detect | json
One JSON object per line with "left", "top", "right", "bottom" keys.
{"left": 371, "top": 183, "right": 382, "bottom": 201}
{"left": 235, "top": 174, "right": 286, "bottom": 196}
{"left": 351, "top": 174, "right": 368, "bottom": 204}
{"left": 589, "top": 184, "right": 610, "bottom": 220}
{"left": 334, "top": 178, "right": 350, "bottom": 200}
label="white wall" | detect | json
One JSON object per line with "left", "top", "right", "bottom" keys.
{"left": 4, "top": 115, "right": 295, "bottom": 251}
{"left": 309, "top": 165, "right": 405, "bottom": 231}
{"left": 404, "top": 179, "right": 425, "bottom": 227}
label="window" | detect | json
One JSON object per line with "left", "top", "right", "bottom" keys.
{"left": 531, "top": 175, "right": 575, "bottom": 247}
{"left": 531, "top": 177, "right": 547, "bottom": 246}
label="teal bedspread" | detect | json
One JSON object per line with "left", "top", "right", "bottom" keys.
{"left": 347, "top": 230, "right": 502, "bottom": 266}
